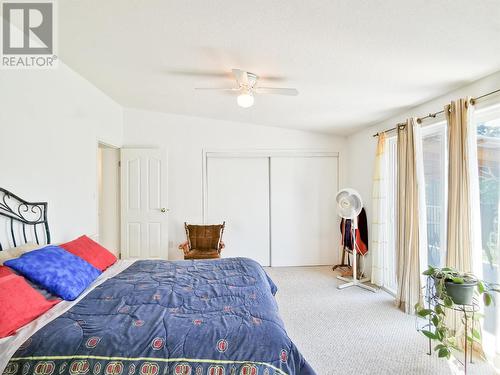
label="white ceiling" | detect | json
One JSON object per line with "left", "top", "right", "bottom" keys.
{"left": 59, "top": 1, "right": 500, "bottom": 135}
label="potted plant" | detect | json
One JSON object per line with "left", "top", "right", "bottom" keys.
{"left": 415, "top": 266, "right": 500, "bottom": 359}
{"left": 429, "top": 267, "right": 477, "bottom": 305}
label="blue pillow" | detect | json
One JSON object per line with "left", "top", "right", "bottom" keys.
{"left": 5, "top": 245, "right": 101, "bottom": 301}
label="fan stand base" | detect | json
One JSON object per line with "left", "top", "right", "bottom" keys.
{"left": 336, "top": 276, "right": 377, "bottom": 292}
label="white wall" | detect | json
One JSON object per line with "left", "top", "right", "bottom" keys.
{"left": 0, "top": 63, "right": 123, "bottom": 246}
{"left": 123, "top": 109, "right": 347, "bottom": 260}
{"left": 346, "top": 70, "right": 500, "bottom": 277}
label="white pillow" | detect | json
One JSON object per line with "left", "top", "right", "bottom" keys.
{"left": 0, "top": 243, "right": 42, "bottom": 265}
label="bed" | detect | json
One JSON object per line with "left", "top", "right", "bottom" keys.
{"left": 0, "top": 188, "right": 315, "bottom": 375}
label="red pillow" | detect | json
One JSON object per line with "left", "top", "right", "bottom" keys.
{"left": 0, "top": 274, "right": 59, "bottom": 338}
{"left": 0, "top": 265, "right": 13, "bottom": 278}
{"left": 60, "top": 235, "right": 117, "bottom": 271}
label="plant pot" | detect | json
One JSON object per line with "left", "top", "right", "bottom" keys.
{"left": 445, "top": 281, "right": 477, "bottom": 305}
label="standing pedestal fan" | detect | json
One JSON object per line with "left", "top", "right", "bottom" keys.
{"left": 336, "top": 188, "right": 377, "bottom": 292}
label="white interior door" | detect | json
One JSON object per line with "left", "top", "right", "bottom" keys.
{"left": 120, "top": 148, "right": 168, "bottom": 259}
{"left": 270, "top": 156, "right": 339, "bottom": 266}
{"left": 206, "top": 157, "right": 270, "bottom": 266}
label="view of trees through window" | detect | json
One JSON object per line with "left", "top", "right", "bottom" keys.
{"left": 422, "top": 125, "right": 447, "bottom": 268}
{"left": 478, "top": 120, "right": 500, "bottom": 270}
{"left": 477, "top": 116, "right": 500, "bottom": 346}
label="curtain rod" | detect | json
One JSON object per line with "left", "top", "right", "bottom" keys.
{"left": 372, "top": 87, "right": 500, "bottom": 137}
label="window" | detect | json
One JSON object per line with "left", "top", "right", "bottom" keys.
{"left": 384, "top": 137, "right": 398, "bottom": 294}
{"left": 383, "top": 123, "right": 448, "bottom": 296}
{"left": 421, "top": 123, "right": 447, "bottom": 268}
{"left": 477, "top": 111, "right": 500, "bottom": 272}
{"left": 381, "top": 104, "right": 500, "bottom": 359}
{"left": 475, "top": 105, "right": 500, "bottom": 357}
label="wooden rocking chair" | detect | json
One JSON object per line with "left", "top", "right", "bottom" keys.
{"left": 179, "top": 222, "right": 225, "bottom": 260}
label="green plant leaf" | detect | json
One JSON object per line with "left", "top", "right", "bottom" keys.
{"left": 432, "top": 316, "right": 439, "bottom": 327}
{"left": 422, "top": 330, "right": 437, "bottom": 340}
{"left": 444, "top": 297, "right": 453, "bottom": 307}
{"left": 484, "top": 293, "right": 492, "bottom": 306}
{"left": 436, "top": 329, "right": 444, "bottom": 341}
{"left": 438, "top": 348, "right": 450, "bottom": 358}
{"left": 417, "top": 309, "right": 433, "bottom": 318}
{"left": 477, "top": 281, "right": 485, "bottom": 294}
{"left": 451, "top": 277, "right": 464, "bottom": 284}
{"left": 423, "top": 267, "right": 435, "bottom": 276}
{"left": 435, "top": 305, "right": 444, "bottom": 315}
{"left": 472, "top": 329, "right": 481, "bottom": 340}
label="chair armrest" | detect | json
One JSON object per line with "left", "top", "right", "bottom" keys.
{"left": 178, "top": 241, "right": 190, "bottom": 255}
{"left": 218, "top": 240, "right": 225, "bottom": 253}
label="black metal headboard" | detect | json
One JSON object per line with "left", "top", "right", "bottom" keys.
{"left": 0, "top": 187, "right": 50, "bottom": 250}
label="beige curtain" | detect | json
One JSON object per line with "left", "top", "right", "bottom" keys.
{"left": 395, "top": 118, "right": 422, "bottom": 313}
{"left": 445, "top": 98, "right": 473, "bottom": 272}
{"left": 371, "top": 133, "right": 387, "bottom": 287}
{"left": 445, "top": 97, "right": 484, "bottom": 356}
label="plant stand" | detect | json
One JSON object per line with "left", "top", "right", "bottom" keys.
{"left": 421, "top": 278, "right": 480, "bottom": 375}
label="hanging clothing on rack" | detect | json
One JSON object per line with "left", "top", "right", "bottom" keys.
{"left": 340, "top": 207, "right": 368, "bottom": 255}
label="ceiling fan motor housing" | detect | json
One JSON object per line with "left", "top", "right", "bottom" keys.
{"left": 241, "top": 72, "right": 258, "bottom": 90}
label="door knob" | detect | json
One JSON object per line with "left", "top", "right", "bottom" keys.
{"left": 160, "top": 208, "right": 169, "bottom": 213}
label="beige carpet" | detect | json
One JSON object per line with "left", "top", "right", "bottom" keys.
{"left": 265, "top": 266, "right": 495, "bottom": 375}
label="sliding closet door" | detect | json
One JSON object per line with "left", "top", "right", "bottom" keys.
{"left": 270, "top": 156, "right": 338, "bottom": 266}
{"left": 206, "top": 157, "right": 270, "bottom": 266}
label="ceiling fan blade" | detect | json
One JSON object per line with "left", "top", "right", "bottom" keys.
{"left": 232, "top": 69, "right": 248, "bottom": 86}
{"left": 195, "top": 87, "right": 240, "bottom": 91}
{"left": 167, "top": 69, "right": 231, "bottom": 79}
{"left": 255, "top": 87, "right": 299, "bottom": 96}
{"left": 257, "top": 74, "right": 286, "bottom": 82}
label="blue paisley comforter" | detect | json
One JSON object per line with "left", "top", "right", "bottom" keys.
{"left": 4, "top": 258, "right": 315, "bottom": 375}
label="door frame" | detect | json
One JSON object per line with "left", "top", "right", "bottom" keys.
{"left": 96, "top": 140, "right": 120, "bottom": 245}
{"left": 202, "top": 149, "right": 340, "bottom": 222}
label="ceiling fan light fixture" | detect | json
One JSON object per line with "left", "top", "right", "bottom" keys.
{"left": 237, "top": 93, "right": 254, "bottom": 108}
{"left": 195, "top": 69, "right": 298, "bottom": 107}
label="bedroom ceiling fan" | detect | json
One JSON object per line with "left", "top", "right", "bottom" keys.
{"left": 195, "top": 69, "right": 298, "bottom": 108}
